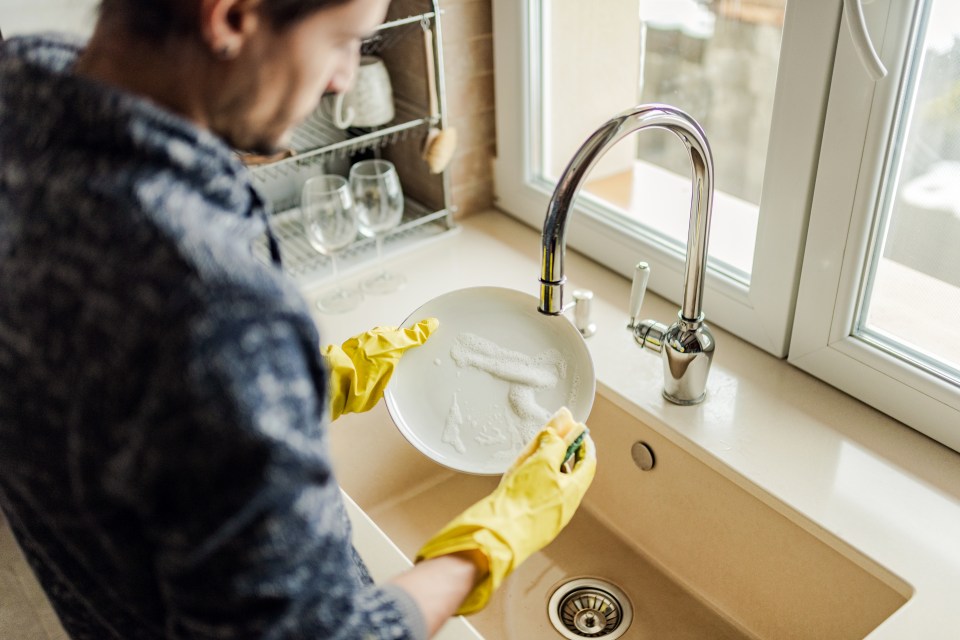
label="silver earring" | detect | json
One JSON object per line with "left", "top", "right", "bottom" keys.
{"left": 218, "top": 45, "right": 235, "bottom": 60}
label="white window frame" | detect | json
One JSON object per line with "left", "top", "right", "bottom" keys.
{"left": 790, "top": 0, "right": 960, "bottom": 452}
{"left": 492, "top": 0, "right": 842, "bottom": 357}
{"left": 494, "top": 0, "right": 960, "bottom": 452}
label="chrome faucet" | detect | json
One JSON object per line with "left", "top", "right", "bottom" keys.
{"left": 538, "top": 103, "right": 716, "bottom": 405}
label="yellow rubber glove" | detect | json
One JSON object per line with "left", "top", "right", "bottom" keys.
{"left": 322, "top": 318, "right": 439, "bottom": 421}
{"left": 415, "top": 407, "right": 597, "bottom": 615}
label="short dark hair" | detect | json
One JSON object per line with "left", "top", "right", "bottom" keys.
{"left": 98, "top": 0, "right": 354, "bottom": 40}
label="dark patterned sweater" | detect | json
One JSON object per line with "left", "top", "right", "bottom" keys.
{"left": 0, "top": 34, "right": 425, "bottom": 640}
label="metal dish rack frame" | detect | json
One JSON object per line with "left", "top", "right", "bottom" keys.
{"left": 249, "top": 0, "right": 456, "bottom": 286}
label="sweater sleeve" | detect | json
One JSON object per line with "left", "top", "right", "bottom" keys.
{"left": 112, "top": 297, "right": 427, "bottom": 640}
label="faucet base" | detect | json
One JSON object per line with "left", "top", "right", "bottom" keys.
{"left": 662, "top": 388, "right": 706, "bottom": 406}
{"left": 660, "top": 320, "right": 715, "bottom": 405}
{"left": 634, "top": 317, "right": 714, "bottom": 405}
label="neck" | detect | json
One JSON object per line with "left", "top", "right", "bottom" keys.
{"left": 74, "top": 22, "right": 215, "bottom": 129}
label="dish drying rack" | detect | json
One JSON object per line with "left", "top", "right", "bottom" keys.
{"left": 248, "top": 1, "right": 456, "bottom": 287}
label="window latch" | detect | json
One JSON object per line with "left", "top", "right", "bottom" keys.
{"left": 843, "top": 0, "right": 888, "bottom": 80}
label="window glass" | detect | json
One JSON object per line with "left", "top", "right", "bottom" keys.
{"left": 541, "top": 0, "right": 786, "bottom": 281}
{"left": 858, "top": 0, "right": 960, "bottom": 382}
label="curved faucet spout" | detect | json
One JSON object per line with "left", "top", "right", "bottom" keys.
{"left": 539, "top": 103, "right": 717, "bottom": 405}
{"left": 539, "top": 104, "right": 715, "bottom": 324}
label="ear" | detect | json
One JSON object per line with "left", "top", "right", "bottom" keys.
{"left": 199, "top": 0, "right": 261, "bottom": 60}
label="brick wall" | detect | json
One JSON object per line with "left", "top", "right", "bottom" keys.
{"left": 439, "top": 0, "right": 496, "bottom": 217}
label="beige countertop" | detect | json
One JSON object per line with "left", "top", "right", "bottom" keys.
{"left": 311, "top": 209, "right": 960, "bottom": 639}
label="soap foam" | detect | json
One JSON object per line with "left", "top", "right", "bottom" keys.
{"left": 474, "top": 423, "right": 507, "bottom": 446}
{"left": 448, "top": 332, "right": 572, "bottom": 454}
{"left": 441, "top": 393, "right": 466, "bottom": 454}
{"left": 450, "top": 332, "right": 564, "bottom": 388}
{"left": 568, "top": 373, "right": 581, "bottom": 408}
{"left": 508, "top": 385, "right": 553, "bottom": 441}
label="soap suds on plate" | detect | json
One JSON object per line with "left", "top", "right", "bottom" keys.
{"left": 451, "top": 332, "right": 564, "bottom": 388}
{"left": 441, "top": 332, "right": 570, "bottom": 455}
{"left": 569, "top": 373, "right": 581, "bottom": 407}
{"left": 507, "top": 385, "right": 552, "bottom": 435}
{"left": 442, "top": 393, "right": 466, "bottom": 454}
{"left": 474, "top": 423, "right": 507, "bottom": 446}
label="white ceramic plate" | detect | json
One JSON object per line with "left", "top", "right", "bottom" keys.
{"left": 384, "top": 287, "right": 596, "bottom": 475}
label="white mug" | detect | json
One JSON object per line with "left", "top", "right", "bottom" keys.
{"left": 322, "top": 56, "right": 395, "bottom": 129}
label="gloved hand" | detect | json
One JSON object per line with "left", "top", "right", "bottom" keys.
{"left": 322, "top": 318, "right": 438, "bottom": 421}
{"left": 415, "top": 407, "right": 597, "bottom": 615}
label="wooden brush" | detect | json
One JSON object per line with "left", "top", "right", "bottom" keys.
{"left": 421, "top": 23, "right": 457, "bottom": 174}
{"left": 237, "top": 148, "right": 295, "bottom": 166}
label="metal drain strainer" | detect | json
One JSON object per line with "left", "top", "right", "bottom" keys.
{"left": 547, "top": 578, "right": 633, "bottom": 639}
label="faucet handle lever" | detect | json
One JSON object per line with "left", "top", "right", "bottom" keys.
{"left": 571, "top": 289, "right": 597, "bottom": 338}
{"left": 628, "top": 262, "right": 650, "bottom": 327}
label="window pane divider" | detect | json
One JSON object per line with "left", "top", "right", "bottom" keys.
{"left": 791, "top": 0, "right": 960, "bottom": 453}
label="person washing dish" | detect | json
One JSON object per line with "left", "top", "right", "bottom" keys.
{"left": 0, "top": 1, "right": 596, "bottom": 639}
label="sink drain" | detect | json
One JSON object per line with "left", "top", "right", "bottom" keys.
{"left": 548, "top": 578, "right": 633, "bottom": 639}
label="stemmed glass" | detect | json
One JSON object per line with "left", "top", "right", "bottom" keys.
{"left": 301, "top": 174, "right": 363, "bottom": 314}
{"left": 349, "top": 159, "right": 406, "bottom": 294}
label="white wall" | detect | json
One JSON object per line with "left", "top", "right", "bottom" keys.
{"left": 0, "top": 1, "right": 98, "bottom": 38}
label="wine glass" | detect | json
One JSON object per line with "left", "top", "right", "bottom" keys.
{"left": 349, "top": 159, "right": 406, "bottom": 294}
{"left": 301, "top": 174, "right": 363, "bottom": 314}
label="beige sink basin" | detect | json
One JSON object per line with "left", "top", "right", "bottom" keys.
{"left": 330, "top": 394, "right": 911, "bottom": 639}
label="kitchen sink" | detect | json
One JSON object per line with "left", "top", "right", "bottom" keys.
{"left": 330, "top": 393, "right": 911, "bottom": 639}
